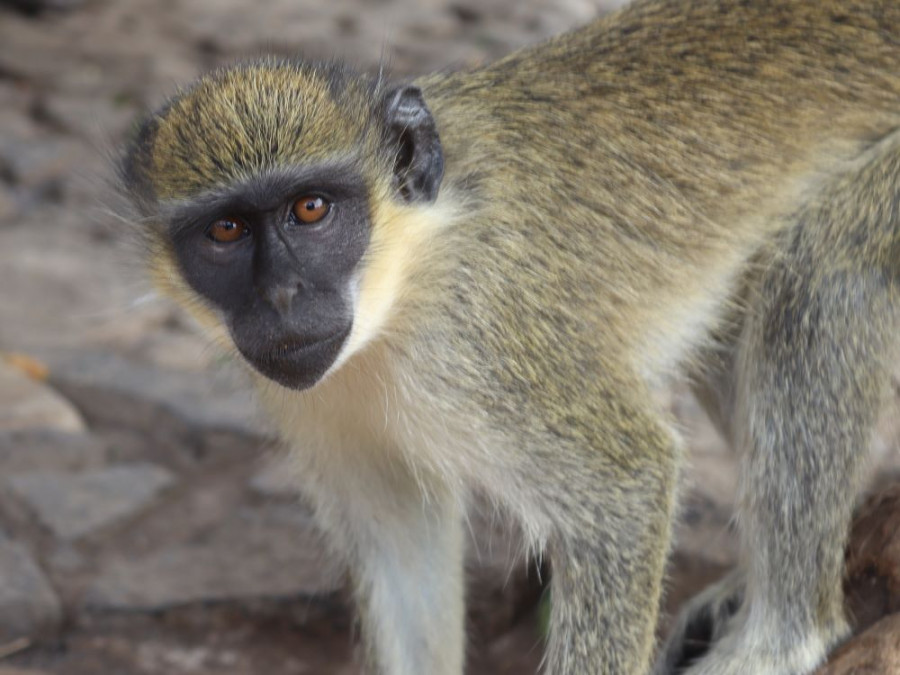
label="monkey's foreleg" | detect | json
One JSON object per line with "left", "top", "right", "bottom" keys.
{"left": 540, "top": 404, "right": 678, "bottom": 675}
{"left": 670, "top": 133, "right": 900, "bottom": 675}
{"left": 300, "top": 451, "right": 466, "bottom": 675}
{"left": 353, "top": 491, "right": 465, "bottom": 675}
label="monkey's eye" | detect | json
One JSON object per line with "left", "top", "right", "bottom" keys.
{"left": 206, "top": 218, "right": 250, "bottom": 243}
{"left": 292, "top": 195, "right": 331, "bottom": 224}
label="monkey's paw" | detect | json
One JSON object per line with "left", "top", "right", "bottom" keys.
{"left": 664, "top": 633, "right": 833, "bottom": 675}
{"left": 654, "top": 569, "right": 849, "bottom": 675}
{"left": 653, "top": 570, "right": 745, "bottom": 674}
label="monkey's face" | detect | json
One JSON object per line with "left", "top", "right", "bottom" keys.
{"left": 123, "top": 62, "right": 444, "bottom": 390}
{"left": 165, "top": 164, "right": 371, "bottom": 389}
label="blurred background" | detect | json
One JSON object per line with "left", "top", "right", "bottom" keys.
{"left": 0, "top": 1, "right": 897, "bottom": 673}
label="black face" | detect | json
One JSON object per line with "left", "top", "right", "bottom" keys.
{"left": 166, "top": 161, "right": 370, "bottom": 389}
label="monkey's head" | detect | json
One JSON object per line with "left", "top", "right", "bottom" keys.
{"left": 122, "top": 60, "right": 445, "bottom": 390}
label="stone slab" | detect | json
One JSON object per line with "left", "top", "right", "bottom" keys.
{"left": 8, "top": 463, "right": 175, "bottom": 540}
{"left": 0, "top": 535, "right": 62, "bottom": 642}
{"left": 84, "top": 504, "right": 342, "bottom": 610}
{"left": 0, "top": 362, "right": 85, "bottom": 434}
{"left": 45, "top": 350, "right": 262, "bottom": 438}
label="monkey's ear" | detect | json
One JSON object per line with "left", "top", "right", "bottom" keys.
{"left": 382, "top": 85, "right": 444, "bottom": 203}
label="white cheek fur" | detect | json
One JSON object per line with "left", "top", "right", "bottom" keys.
{"left": 322, "top": 273, "right": 364, "bottom": 377}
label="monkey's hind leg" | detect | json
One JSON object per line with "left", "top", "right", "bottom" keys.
{"left": 668, "top": 132, "right": 900, "bottom": 675}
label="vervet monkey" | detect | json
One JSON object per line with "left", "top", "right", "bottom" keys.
{"left": 119, "top": 0, "right": 900, "bottom": 672}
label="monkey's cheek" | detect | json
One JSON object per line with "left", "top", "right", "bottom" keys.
{"left": 237, "top": 325, "right": 351, "bottom": 391}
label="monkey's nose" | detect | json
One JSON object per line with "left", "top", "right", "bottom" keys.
{"left": 264, "top": 285, "right": 299, "bottom": 317}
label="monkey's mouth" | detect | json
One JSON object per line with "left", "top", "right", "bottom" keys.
{"left": 239, "top": 325, "right": 351, "bottom": 390}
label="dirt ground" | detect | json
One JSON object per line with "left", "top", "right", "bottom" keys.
{"left": 0, "top": 1, "right": 898, "bottom": 674}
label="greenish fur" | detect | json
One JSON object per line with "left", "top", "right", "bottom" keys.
{"left": 127, "top": 59, "right": 387, "bottom": 202}
{"left": 122, "top": 1, "right": 900, "bottom": 673}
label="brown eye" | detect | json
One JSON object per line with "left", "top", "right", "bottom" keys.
{"left": 292, "top": 195, "right": 330, "bottom": 224}
{"left": 206, "top": 218, "right": 250, "bottom": 243}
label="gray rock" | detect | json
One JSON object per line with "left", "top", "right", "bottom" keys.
{"left": 0, "top": 361, "right": 85, "bottom": 434}
{"left": 0, "top": 138, "right": 75, "bottom": 189}
{"left": 0, "top": 429, "right": 106, "bottom": 472}
{"left": 0, "top": 209, "right": 134, "bottom": 353}
{"left": 8, "top": 463, "right": 175, "bottom": 540}
{"left": 0, "top": 111, "right": 40, "bottom": 154}
{"left": 2, "top": 0, "right": 86, "bottom": 12}
{"left": 248, "top": 455, "right": 300, "bottom": 498}
{"left": 0, "top": 82, "right": 32, "bottom": 118}
{"left": 36, "top": 93, "right": 136, "bottom": 141}
{"left": 0, "top": 185, "right": 18, "bottom": 222}
{"left": 46, "top": 544, "right": 86, "bottom": 574}
{"left": 0, "top": 534, "right": 62, "bottom": 643}
{"left": 84, "top": 504, "right": 342, "bottom": 610}
{"left": 45, "top": 350, "right": 263, "bottom": 438}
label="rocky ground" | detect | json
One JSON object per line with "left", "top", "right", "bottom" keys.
{"left": 0, "top": 1, "right": 899, "bottom": 673}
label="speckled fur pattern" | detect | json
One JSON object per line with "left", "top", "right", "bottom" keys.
{"left": 122, "top": 0, "right": 900, "bottom": 673}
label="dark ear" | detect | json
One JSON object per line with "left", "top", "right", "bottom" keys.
{"left": 382, "top": 85, "right": 444, "bottom": 203}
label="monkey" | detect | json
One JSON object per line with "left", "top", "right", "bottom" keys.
{"left": 118, "top": 0, "right": 900, "bottom": 673}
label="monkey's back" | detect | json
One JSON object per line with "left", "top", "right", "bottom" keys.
{"left": 416, "top": 0, "right": 900, "bottom": 396}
